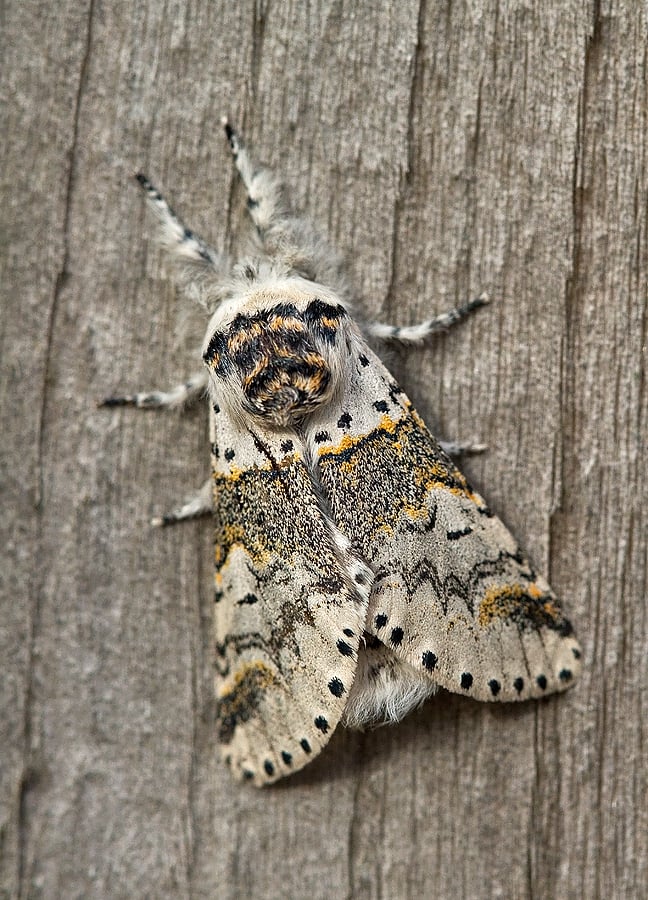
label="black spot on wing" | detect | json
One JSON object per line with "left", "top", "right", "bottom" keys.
{"left": 314, "top": 715, "right": 329, "bottom": 734}
{"left": 328, "top": 677, "right": 345, "bottom": 697}
{"left": 422, "top": 651, "right": 437, "bottom": 671}
{"left": 336, "top": 639, "right": 354, "bottom": 657}
{"left": 460, "top": 672, "right": 473, "bottom": 690}
{"left": 374, "top": 613, "right": 388, "bottom": 629}
{"left": 446, "top": 526, "right": 473, "bottom": 540}
{"left": 390, "top": 627, "right": 404, "bottom": 646}
{"left": 488, "top": 679, "right": 501, "bottom": 697}
{"left": 558, "top": 620, "right": 575, "bottom": 637}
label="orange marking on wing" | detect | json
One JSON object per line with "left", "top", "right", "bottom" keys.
{"left": 217, "top": 532, "right": 273, "bottom": 569}
{"left": 211, "top": 454, "right": 301, "bottom": 483}
{"left": 317, "top": 416, "right": 401, "bottom": 456}
{"left": 478, "top": 582, "right": 559, "bottom": 627}
{"left": 318, "top": 411, "right": 486, "bottom": 506}
{"left": 218, "top": 660, "right": 278, "bottom": 700}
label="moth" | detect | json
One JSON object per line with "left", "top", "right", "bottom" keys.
{"left": 102, "top": 120, "right": 582, "bottom": 786}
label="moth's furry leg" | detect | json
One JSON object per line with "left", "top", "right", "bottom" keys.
{"left": 438, "top": 440, "right": 487, "bottom": 457}
{"left": 135, "top": 174, "right": 223, "bottom": 268}
{"left": 135, "top": 175, "right": 230, "bottom": 309}
{"left": 221, "top": 120, "right": 285, "bottom": 240}
{"left": 99, "top": 370, "right": 208, "bottom": 410}
{"left": 366, "top": 293, "right": 490, "bottom": 343}
{"left": 222, "top": 118, "right": 350, "bottom": 299}
{"left": 151, "top": 478, "right": 213, "bottom": 527}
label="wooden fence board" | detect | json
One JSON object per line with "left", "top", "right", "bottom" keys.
{"left": 2, "top": 2, "right": 646, "bottom": 897}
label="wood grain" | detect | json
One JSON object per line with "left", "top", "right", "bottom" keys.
{"left": 2, "top": 1, "right": 646, "bottom": 897}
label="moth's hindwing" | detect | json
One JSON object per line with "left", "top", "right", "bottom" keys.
{"left": 210, "top": 403, "right": 371, "bottom": 785}
{"left": 310, "top": 334, "right": 582, "bottom": 705}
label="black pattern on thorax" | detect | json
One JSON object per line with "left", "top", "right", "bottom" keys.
{"left": 204, "top": 300, "right": 347, "bottom": 423}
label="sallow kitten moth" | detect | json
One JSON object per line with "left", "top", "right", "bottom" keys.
{"left": 101, "top": 120, "right": 582, "bottom": 786}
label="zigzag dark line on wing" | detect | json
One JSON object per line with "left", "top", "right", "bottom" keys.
{"left": 374, "top": 558, "right": 470, "bottom": 617}
{"left": 215, "top": 552, "right": 359, "bottom": 683}
{"left": 402, "top": 502, "right": 439, "bottom": 534}
{"left": 371, "top": 548, "right": 573, "bottom": 634}
{"left": 215, "top": 632, "right": 275, "bottom": 677}
{"left": 239, "top": 552, "right": 347, "bottom": 600}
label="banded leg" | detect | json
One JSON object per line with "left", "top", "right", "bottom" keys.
{"left": 439, "top": 440, "right": 487, "bottom": 457}
{"left": 99, "top": 370, "right": 208, "bottom": 410}
{"left": 222, "top": 119, "right": 287, "bottom": 238}
{"left": 135, "top": 174, "right": 230, "bottom": 309}
{"left": 151, "top": 478, "right": 213, "bottom": 527}
{"left": 222, "top": 118, "right": 349, "bottom": 296}
{"left": 135, "top": 174, "right": 223, "bottom": 268}
{"left": 366, "top": 293, "right": 490, "bottom": 344}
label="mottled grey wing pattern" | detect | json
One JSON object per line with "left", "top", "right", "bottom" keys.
{"left": 308, "top": 334, "right": 582, "bottom": 704}
{"left": 108, "top": 123, "right": 583, "bottom": 789}
{"left": 210, "top": 403, "right": 371, "bottom": 785}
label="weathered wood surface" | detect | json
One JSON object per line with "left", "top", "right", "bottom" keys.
{"left": 2, "top": 1, "right": 646, "bottom": 897}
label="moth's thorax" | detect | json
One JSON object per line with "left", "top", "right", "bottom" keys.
{"left": 202, "top": 285, "right": 351, "bottom": 426}
{"left": 203, "top": 274, "right": 350, "bottom": 337}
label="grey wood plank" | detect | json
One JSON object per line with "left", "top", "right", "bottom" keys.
{"left": 1, "top": 2, "right": 646, "bottom": 898}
